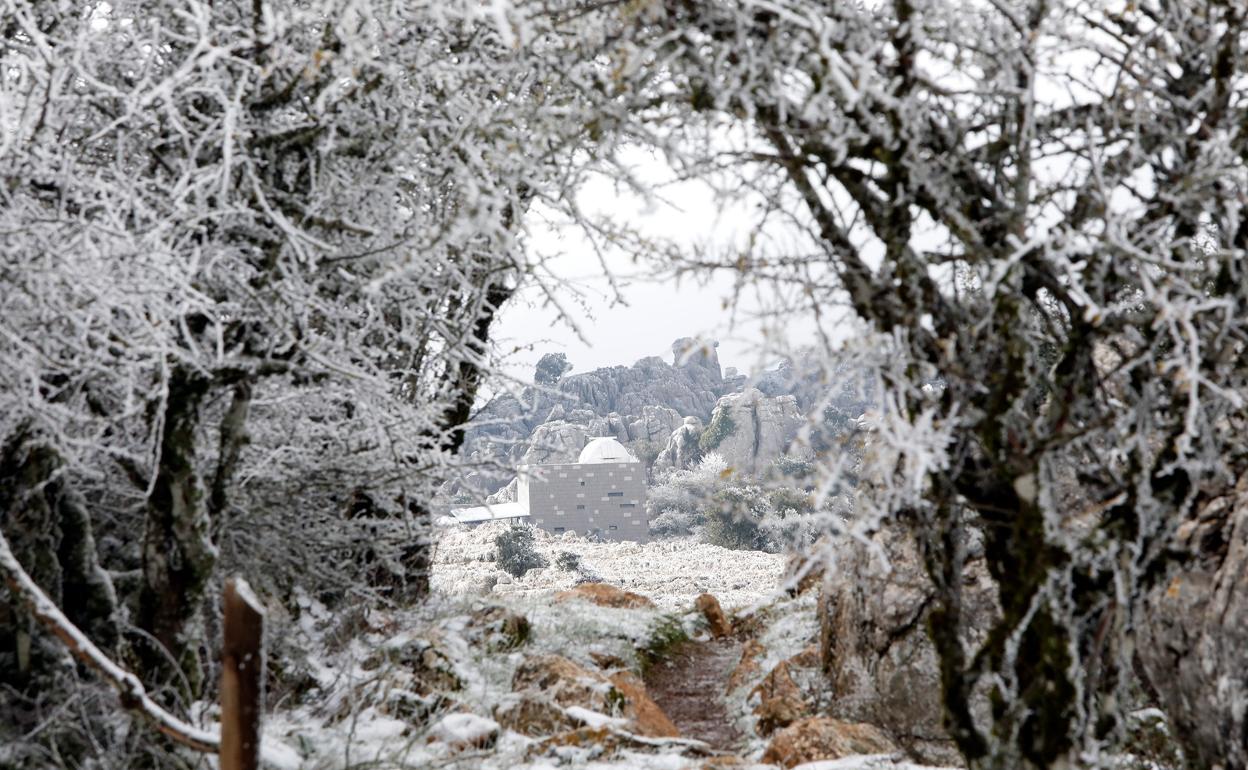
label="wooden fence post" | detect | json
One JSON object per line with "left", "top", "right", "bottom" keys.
{"left": 221, "top": 577, "right": 264, "bottom": 770}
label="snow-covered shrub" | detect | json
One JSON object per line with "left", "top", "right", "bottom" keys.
{"left": 554, "top": 551, "right": 582, "bottom": 572}
{"left": 649, "top": 508, "right": 699, "bottom": 537}
{"left": 494, "top": 526, "right": 548, "bottom": 578}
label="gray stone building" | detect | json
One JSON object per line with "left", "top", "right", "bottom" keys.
{"left": 450, "top": 437, "right": 648, "bottom": 542}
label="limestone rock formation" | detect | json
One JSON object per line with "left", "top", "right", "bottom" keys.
{"left": 672, "top": 337, "right": 722, "bottom": 381}
{"left": 1137, "top": 476, "right": 1248, "bottom": 770}
{"left": 520, "top": 421, "right": 591, "bottom": 465}
{"left": 654, "top": 416, "right": 704, "bottom": 472}
{"left": 818, "top": 526, "right": 998, "bottom": 765}
{"left": 627, "top": 405, "right": 684, "bottom": 444}
{"left": 700, "top": 388, "right": 807, "bottom": 476}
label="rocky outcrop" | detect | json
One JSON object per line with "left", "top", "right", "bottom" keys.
{"left": 672, "top": 337, "right": 722, "bottom": 381}
{"left": 654, "top": 416, "right": 704, "bottom": 472}
{"left": 555, "top": 583, "right": 657, "bottom": 610}
{"left": 626, "top": 405, "right": 684, "bottom": 444}
{"left": 520, "top": 421, "right": 592, "bottom": 465}
{"left": 760, "top": 717, "right": 897, "bottom": 767}
{"left": 818, "top": 526, "right": 998, "bottom": 765}
{"left": 1137, "top": 476, "right": 1248, "bottom": 770}
{"left": 700, "top": 388, "right": 807, "bottom": 476}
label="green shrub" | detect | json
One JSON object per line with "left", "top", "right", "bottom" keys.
{"left": 554, "top": 551, "right": 582, "bottom": 572}
{"left": 698, "top": 410, "right": 736, "bottom": 453}
{"left": 494, "top": 526, "right": 548, "bottom": 578}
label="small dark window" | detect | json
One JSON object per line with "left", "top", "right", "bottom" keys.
{"left": 607, "top": 491, "right": 624, "bottom": 498}
{"left": 554, "top": 527, "right": 566, "bottom": 533}
{"left": 576, "top": 504, "right": 585, "bottom": 510}
{"left": 579, "top": 480, "right": 585, "bottom": 486}
{"left": 609, "top": 525, "right": 618, "bottom": 531}
{"left": 620, "top": 503, "right": 635, "bottom": 509}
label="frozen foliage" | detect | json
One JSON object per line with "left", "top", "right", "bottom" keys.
{"left": 0, "top": 0, "right": 651, "bottom": 763}
{"left": 648, "top": 455, "right": 845, "bottom": 552}
{"left": 589, "top": 2, "right": 1248, "bottom": 767}
{"left": 433, "top": 521, "right": 787, "bottom": 612}
{"left": 495, "top": 526, "right": 549, "bottom": 579}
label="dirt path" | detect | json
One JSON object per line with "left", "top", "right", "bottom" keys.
{"left": 644, "top": 637, "right": 745, "bottom": 751}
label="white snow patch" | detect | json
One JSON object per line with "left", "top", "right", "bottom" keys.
{"left": 429, "top": 713, "right": 500, "bottom": 746}
{"left": 433, "top": 522, "right": 788, "bottom": 611}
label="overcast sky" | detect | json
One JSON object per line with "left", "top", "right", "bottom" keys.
{"left": 498, "top": 151, "right": 839, "bottom": 382}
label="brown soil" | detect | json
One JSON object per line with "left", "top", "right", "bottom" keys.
{"left": 643, "top": 638, "right": 746, "bottom": 751}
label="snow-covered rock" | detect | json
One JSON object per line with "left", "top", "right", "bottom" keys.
{"left": 702, "top": 388, "right": 808, "bottom": 476}
{"left": 520, "top": 421, "right": 592, "bottom": 465}
{"left": 654, "top": 416, "right": 704, "bottom": 472}
{"left": 429, "top": 713, "right": 500, "bottom": 749}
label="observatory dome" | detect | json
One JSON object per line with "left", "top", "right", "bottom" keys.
{"left": 577, "top": 437, "right": 639, "bottom": 464}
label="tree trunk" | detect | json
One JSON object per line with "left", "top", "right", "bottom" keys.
{"left": 0, "top": 431, "right": 119, "bottom": 698}
{"left": 136, "top": 366, "right": 216, "bottom": 697}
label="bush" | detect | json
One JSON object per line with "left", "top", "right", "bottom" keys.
{"left": 649, "top": 508, "right": 700, "bottom": 538}
{"left": 554, "top": 551, "right": 582, "bottom": 572}
{"left": 702, "top": 509, "right": 765, "bottom": 551}
{"left": 698, "top": 410, "right": 737, "bottom": 453}
{"left": 494, "top": 526, "right": 548, "bottom": 578}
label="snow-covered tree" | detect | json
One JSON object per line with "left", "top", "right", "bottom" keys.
{"left": 0, "top": 0, "right": 619, "bottom": 760}
{"left": 602, "top": 1, "right": 1248, "bottom": 767}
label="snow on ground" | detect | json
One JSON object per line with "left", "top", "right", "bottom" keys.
{"left": 432, "top": 521, "right": 789, "bottom": 611}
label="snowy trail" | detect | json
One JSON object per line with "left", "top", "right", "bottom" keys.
{"left": 644, "top": 637, "right": 745, "bottom": 752}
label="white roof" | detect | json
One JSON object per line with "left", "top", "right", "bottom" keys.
{"left": 577, "top": 437, "right": 638, "bottom": 464}
{"left": 448, "top": 502, "right": 530, "bottom": 524}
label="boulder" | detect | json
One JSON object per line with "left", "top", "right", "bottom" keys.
{"left": 760, "top": 717, "right": 897, "bottom": 768}
{"left": 556, "top": 582, "right": 656, "bottom": 610}
{"left": 1137, "top": 475, "right": 1248, "bottom": 770}
{"left": 510, "top": 654, "right": 679, "bottom": 739}
{"left": 695, "top": 593, "right": 733, "bottom": 638}
{"left": 512, "top": 654, "right": 617, "bottom": 712}
{"left": 494, "top": 693, "right": 579, "bottom": 736}
{"left": 818, "top": 526, "right": 998, "bottom": 765}
{"left": 701, "top": 388, "right": 807, "bottom": 476}
{"left": 609, "top": 671, "right": 680, "bottom": 738}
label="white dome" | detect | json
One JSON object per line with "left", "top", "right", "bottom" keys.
{"left": 578, "top": 437, "right": 638, "bottom": 464}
